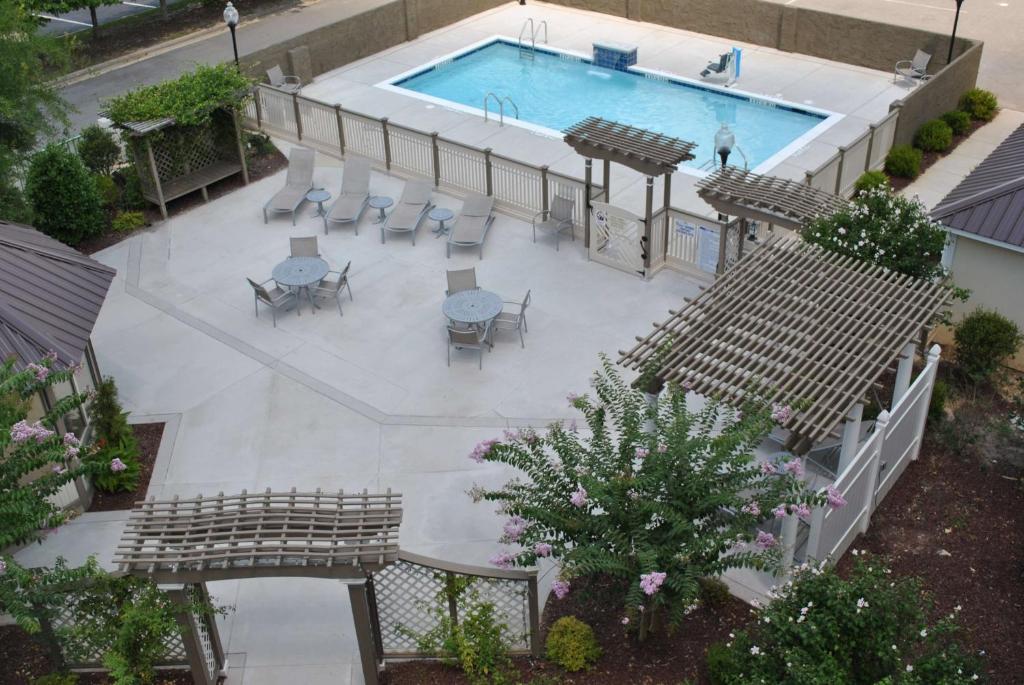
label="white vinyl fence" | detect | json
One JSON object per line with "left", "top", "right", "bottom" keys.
{"left": 805, "top": 109, "right": 900, "bottom": 197}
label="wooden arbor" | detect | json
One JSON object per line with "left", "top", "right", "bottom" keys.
{"left": 115, "top": 488, "right": 402, "bottom": 685}
{"left": 564, "top": 117, "right": 696, "bottom": 277}
{"left": 696, "top": 166, "right": 849, "bottom": 270}
{"left": 120, "top": 109, "right": 250, "bottom": 221}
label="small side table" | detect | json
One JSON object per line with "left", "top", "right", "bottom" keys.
{"left": 369, "top": 196, "right": 394, "bottom": 224}
{"left": 429, "top": 207, "right": 455, "bottom": 237}
{"left": 306, "top": 188, "right": 331, "bottom": 218}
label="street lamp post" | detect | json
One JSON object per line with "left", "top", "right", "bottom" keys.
{"left": 223, "top": 2, "right": 240, "bottom": 69}
{"left": 947, "top": 0, "right": 965, "bottom": 64}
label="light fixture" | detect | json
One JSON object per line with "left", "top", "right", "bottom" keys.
{"left": 714, "top": 122, "right": 735, "bottom": 168}
{"left": 223, "top": 2, "right": 240, "bottom": 69}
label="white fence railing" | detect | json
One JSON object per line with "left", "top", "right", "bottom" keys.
{"left": 805, "top": 108, "right": 901, "bottom": 198}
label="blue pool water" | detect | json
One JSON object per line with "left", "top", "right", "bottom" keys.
{"left": 391, "top": 40, "right": 829, "bottom": 170}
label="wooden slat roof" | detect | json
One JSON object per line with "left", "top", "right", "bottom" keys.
{"left": 563, "top": 117, "right": 697, "bottom": 176}
{"left": 696, "top": 166, "right": 848, "bottom": 231}
{"left": 618, "top": 238, "right": 950, "bottom": 448}
{"left": 116, "top": 488, "right": 402, "bottom": 582}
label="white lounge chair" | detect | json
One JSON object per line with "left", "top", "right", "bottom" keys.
{"left": 267, "top": 65, "right": 301, "bottom": 93}
{"left": 324, "top": 158, "right": 371, "bottom": 235}
{"left": 447, "top": 194, "right": 495, "bottom": 259}
{"left": 381, "top": 180, "right": 433, "bottom": 245}
{"left": 895, "top": 50, "right": 931, "bottom": 85}
{"left": 264, "top": 147, "right": 315, "bottom": 225}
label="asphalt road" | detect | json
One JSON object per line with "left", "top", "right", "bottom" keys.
{"left": 38, "top": 1, "right": 163, "bottom": 37}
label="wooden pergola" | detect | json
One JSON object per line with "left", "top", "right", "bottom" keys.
{"left": 564, "top": 117, "right": 696, "bottom": 276}
{"left": 115, "top": 488, "right": 402, "bottom": 685}
{"left": 618, "top": 238, "right": 951, "bottom": 453}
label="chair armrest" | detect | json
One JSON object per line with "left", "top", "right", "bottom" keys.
{"left": 258, "top": 278, "right": 276, "bottom": 287}
{"left": 556, "top": 217, "right": 574, "bottom": 230}
{"left": 531, "top": 209, "right": 550, "bottom": 225}
{"left": 283, "top": 75, "right": 302, "bottom": 85}
{"left": 894, "top": 60, "right": 913, "bottom": 70}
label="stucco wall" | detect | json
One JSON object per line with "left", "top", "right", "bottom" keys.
{"left": 639, "top": 0, "right": 786, "bottom": 51}
{"left": 408, "top": 0, "right": 508, "bottom": 36}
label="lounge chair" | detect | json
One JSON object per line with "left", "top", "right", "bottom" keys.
{"left": 381, "top": 180, "right": 433, "bottom": 245}
{"left": 701, "top": 52, "right": 733, "bottom": 80}
{"left": 447, "top": 323, "right": 490, "bottom": 370}
{"left": 247, "top": 277, "right": 297, "bottom": 327}
{"left": 532, "top": 196, "right": 575, "bottom": 251}
{"left": 492, "top": 290, "right": 530, "bottom": 348}
{"left": 447, "top": 194, "right": 495, "bottom": 259}
{"left": 267, "top": 65, "right": 301, "bottom": 93}
{"left": 263, "top": 147, "right": 315, "bottom": 225}
{"left": 894, "top": 50, "right": 931, "bottom": 85}
{"left": 311, "top": 262, "right": 352, "bottom": 317}
{"left": 446, "top": 267, "right": 478, "bottom": 296}
{"left": 324, "top": 158, "right": 372, "bottom": 235}
{"left": 290, "top": 236, "right": 319, "bottom": 257}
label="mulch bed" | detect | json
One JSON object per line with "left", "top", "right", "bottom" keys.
{"left": 889, "top": 118, "right": 989, "bottom": 193}
{"left": 0, "top": 626, "right": 193, "bottom": 685}
{"left": 384, "top": 574, "right": 751, "bottom": 685}
{"left": 80, "top": 147, "right": 286, "bottom": 255}
{"left": 87, "top": 422, "right": 165, "bottom": 512}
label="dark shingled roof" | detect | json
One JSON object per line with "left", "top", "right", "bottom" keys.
{"left": 0, "top": 221, "right": 116, "bottom": 370}
{"left": 932, "top": 124, "right": 1024, "bottom": 250}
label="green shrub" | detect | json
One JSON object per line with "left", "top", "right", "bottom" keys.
{"left": 941, "top": 110, "right": 972, "bottom": 136}
{"left": 545, "top": 616, "right": 601, "bottom": 672}
{"left": 697, "top": 577, "right": 732, "bottom": 609}
{"left": 954, "top": 308, "right": 1022, "bottom": 381}
{"left": 31, "top": 675, "right": 78, "bottom": 685}
{"left": 914, "top": 119, "right": 953, "bottom": 153}
{"left": 117, "top": 166, "right": 146, "bottom": 211}
{"left": 706, "top": 642, "right": 739, "bottom": 685}
{"left": 883, "top": 144, "right": 922, "bottom": 179}
{"left": 245, "top": 130, "right": 277, "bottom": 158}
{"left": 76, "top": 125, "right": 120, "bottom": 176}
{"left": 928, "top": 379, "right": 949, "bottom": 424}
{"left": 959, "top": 88, "right": 999, "bottom": 121}
{"left": 93, "top": 174, "right": 120, "bottom": 209}
{"left": 25, "top": 145, "right": 105, "bottom": 246}
{"left": 85, "top": 377, "right": 141, "bottom": 493}
{"left": 112, "top": 210, "right": 146, "bottom": 233}
{"left": 106, "top": 64, "right": 252, "bottom": 127}
{"left": 0, "top": 180, "right": 33, "bottom": 224}
{"left": 853, "top": 170, "right": 890, "bottom": 196}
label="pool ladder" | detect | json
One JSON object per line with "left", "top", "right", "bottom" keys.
{"left": 518, "top": 18, "right": 547, "bottom": 60}
{"left": 484, "top": 93, "right": 519, "bottom": 126}
{"left": 700, "top": 143, "right": 749, "bottom": 171}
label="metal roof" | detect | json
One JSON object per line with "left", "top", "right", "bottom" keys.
{"left": 697, "top": 166, "right": 849, "bottom": 232}
{"left": 932, "top": 124, "right": 1024, "bottom": 249}
{"left": 0, "top": 221, "right": 116, "bottom": 370}
{"left": 618, "top": 238, "right": 951, "bottom": 449}
{"left": 563, "top": 117, "right": 697, "bottom": 176}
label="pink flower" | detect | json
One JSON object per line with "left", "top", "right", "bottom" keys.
{"left": 773, "top": 505, "right": 788, "bottom": 519}
{"left": 552, "top": 579, "right": 571, "bottom": 599}
{"left": 52, "top": 464, "right": 65, "bottom": 475}
{"left": 741, "top": 502, "right": 760, "bottom": 516}
{"left": 110, "top": 458, "right": 127, "bottom": 473}
{"left": 503, "top": 516, "right": 528, "bottom": 542}
{"left": 755, "top": 531, "right": 776, "bottom": 549}
{"left": 639, "top": 571, "right": 667, "bottom": 596}
{"left": 795, "top": 503, "right": 812, "bottom": 518}
{"left": 570, "top": 486, "right": 588, "bottom": 508}
{"left": 567, "top": 392, "right": 580, "bottom": 404}
{"left": 760, "top": 461, "right": 777, "bottom": 476}
{"left": 534, "top": 542, "right": 553, "bottom": 557}
{"left": 10, "top": 420, "right": 54, "bottom": 444}
{"left": 469, "top": 438, "right": 499, "bottom": 463}
{"left": 656, "top": 443, "right": 668, "bottom": 453}
{"left": 771, "top": 403, "right": 793, "bottom": 424}
{"left": 635, "top": 446, "right": 650, "bottom": 459}
{"left": 64, "top": 445, "right": 79, "bottom": 460}
{"left": 63, "top": 432, "right": 79, "bottom": 446}
{"left": 784, "top": 459, "right": 804, "bottom": 478}
{"left": 826, "top": 485, "right": 847, "bottom": 509}
{"left": 26, "top": 362, "right": 50, "bottom": 382}
{"left": 490, "top": 551, "right": 515, "bottom": 569}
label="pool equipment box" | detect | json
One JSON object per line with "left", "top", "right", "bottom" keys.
{"left": 593, "top": 41, "right": 637, "bottom": 71}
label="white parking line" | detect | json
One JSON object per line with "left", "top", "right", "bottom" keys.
{"left": 35, "top": 13, "right": 93, "bottom": 27}
{"left": 122, "top": 1, "right": 158, "bottom": 7}
{"left": 882, "top": 0, "right": 964, "bottom": 11}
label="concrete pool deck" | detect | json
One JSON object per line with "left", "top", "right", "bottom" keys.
{"left": 301, "top": 1, "right": 910, "bottom": 217}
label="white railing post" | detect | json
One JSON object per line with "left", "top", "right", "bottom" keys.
{"left": 805, "top": 505, "right": 826, "bottom": 563}
{"left": 910, "top": 345, "right": 942, "bottom": 462}
{"left": 780, "top": 512, "right": 800, "bottom": 577}
{"left": 860, "top": 410, "right": 890, "bottom": 532}
{"left": 837, "top": 402, "right": 864, "bottom": 475}
{"left": 892, "top": 342, "right": 916, "bottom": 405}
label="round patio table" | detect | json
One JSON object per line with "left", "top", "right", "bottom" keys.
{"left": 443, "top": 289, "right": 503, "bottom": 327}
{"left": 429, "top": 207, "right": 455, "bottom": 237}
{"left": 272, "top": 256, "right": 329, "bottom": 314}
{"left": 369, "top": 196, "right": 393, "bottom": 224}
{"left": 306, "top": 188, "right": 331, "bottom": 218}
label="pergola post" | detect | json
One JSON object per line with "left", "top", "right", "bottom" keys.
{"left": 661, "top": 173, "right": 672, "bottom": 264}
{"left": 584, "top": 158, "right": 593, "bottom": 250}
{"left": 167, "top": 583, "right": 225, "bottom": 685}
{"left": 837, "top": 402, "right": 864, "bottom": 475}
{"left": 892, "top": 342, "right": 916, "bottom": 405}
{"left": 716, "top": 219, "right": 728, "bottom": 274}
{"left": 602, "top": 158, "right": 611, "bottom": 200}
{"left": 233, "top": 109, "right": 249, "bottom": 185}
{"left": 643, "top": 176, "right": 654, "bottom": 276}
{"left": 144, "top": 138, "right": 168, "bottom": 221}
{"left": 737, "top": 217, "right": 747, "bottom": 259}
{"left": 348, "top": 581, "right": 381, "bottom": 685}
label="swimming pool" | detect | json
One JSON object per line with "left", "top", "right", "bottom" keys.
{"left": 381, "top": 39, "right": 838, "bottom": 172}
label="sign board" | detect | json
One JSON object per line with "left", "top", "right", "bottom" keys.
{"left": 698, "top": 225, "right": 720, "bottom": 273}
{"left": 675, "top": 219, "right": 696, "bottom": 237}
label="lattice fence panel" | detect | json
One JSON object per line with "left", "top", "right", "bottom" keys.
{"left": 152, "top": 128, "right": 223, "bottom": 181}
{"left": 187, "top": 584, "right": 219, "bottom": 680}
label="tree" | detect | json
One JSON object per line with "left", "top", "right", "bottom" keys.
{"left": 467, "top": 357, "right": 836, "bottom": 641}
{"left": 25, "top": 144, "right": 106, "bottom": 246}
{"left": 0, "top": 2, "right": 70, "bottom": 223}
{"left": 20, "top": 0, "right": 123, "bottom": 37}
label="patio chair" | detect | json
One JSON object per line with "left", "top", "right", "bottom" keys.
{"left": 311, "top": 261, "right": 352, "bottom": 316}
{"left": 289, "top": 236, "right": 320, "bottom": 257}
{"left": 446, "top": 267, "right": 478, "bottom": 296}
{"left": 447, "top": 193, "right": 495, "bottom": 260}
{"left": 492, "top": 290, "right": 530, "bottom": 348}
{"left": 263, "top": 147, "right": 315, "bottom": 225}
{"left": 532, "top": 196, "right": 575, "bottom": 251}
{"left": 266, "top": 65, "right": 302, "bottom": 93}
{"left": 324, "top": 158, "right": 372, "bottom": 235}
{"left": 701, "top": 52, "right": 733, "bottom": 79}
{"left": 894, "top": 50, "right": 932, "bottom": 85}
{"left": 381, "top": 180, "right": 433, "bottom": 245}
{"left": 447, "top": 322, "right": 491, "bottom": 370}
{"left": 247, "top": 277, "right": 297, "bottom": 328}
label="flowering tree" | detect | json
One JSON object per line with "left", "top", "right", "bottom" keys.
{"left": 803, "top": 187, "right": 948, "bottom": 281}
{"left": 468, "top": 357, "right": 839, "bottom": 640}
